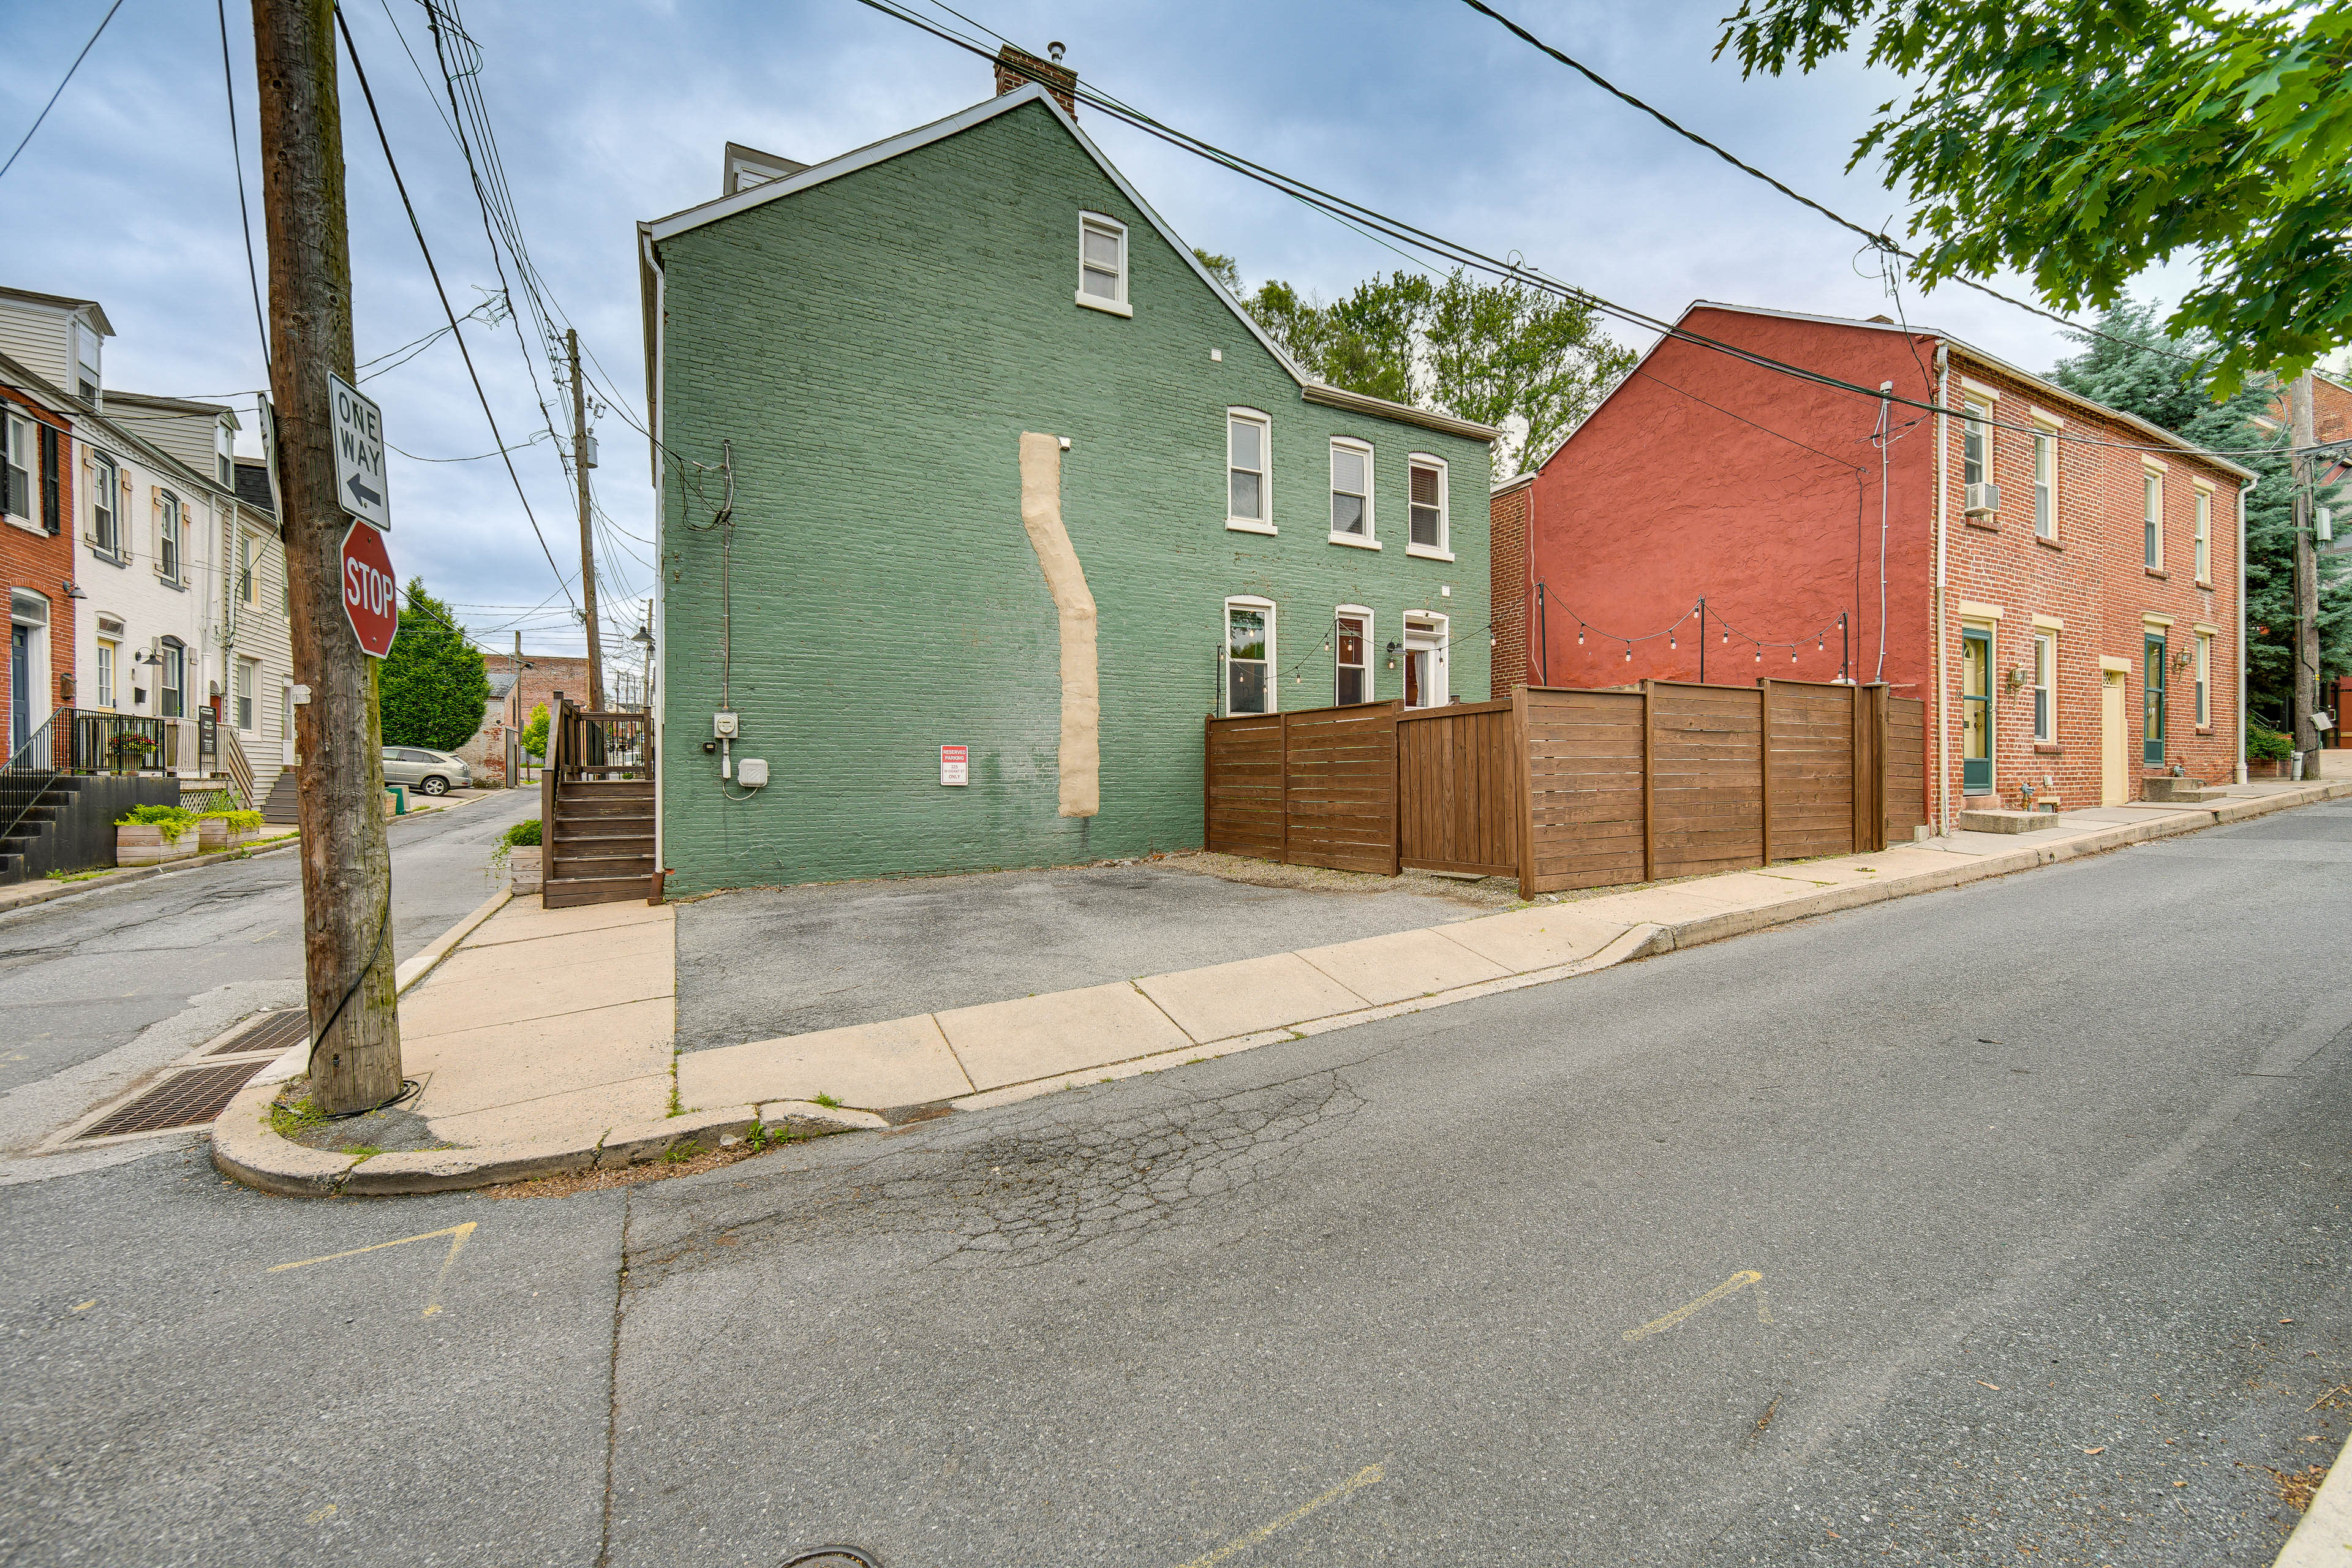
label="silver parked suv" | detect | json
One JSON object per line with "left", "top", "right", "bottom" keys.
{"left": 382, "top": 746, "right": 472, "bottom": 796}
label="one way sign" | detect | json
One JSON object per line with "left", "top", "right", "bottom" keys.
{"left": 328, "top": 372, "right": 391, "bottom": 532}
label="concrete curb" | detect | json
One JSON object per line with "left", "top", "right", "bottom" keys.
{"left": 211, "top": 781, "right": 2347, "bottom": 1197}
{"left": 2275, "top": 1429, "right": 2352, "bottom": 1566}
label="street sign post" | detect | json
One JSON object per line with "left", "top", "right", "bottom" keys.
{"left": 341, "top": 520, "right": 398, "bottom": 658}
{"left": 328, "top": 372, "right": 391, "bottom": 531}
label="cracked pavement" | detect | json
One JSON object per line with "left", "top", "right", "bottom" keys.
{"left": 7, "top": 799, "right": 2352, "bottom": 1564}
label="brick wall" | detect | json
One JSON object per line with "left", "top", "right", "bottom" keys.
{"left": 1490, "top": 478, "right": 1529, "bottom": 693}
{"left": 654, "top": 98, "right": 1493, "bottom": 892}
{"left": 1941, "top": 352, "right": 2244, "bottom": 813}
{"left": 1, "top": 383, "right": 76, "bottom": 749}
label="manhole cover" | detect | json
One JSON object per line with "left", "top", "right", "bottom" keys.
{"left": 209, "top": 1009, "right": 309, "bottom": 1056}
{"left": 77, "top": 1061, "right": 268, "bottom": 1139}
{"left": 782, "top": 1551, "right": 884, "bottom": 1567}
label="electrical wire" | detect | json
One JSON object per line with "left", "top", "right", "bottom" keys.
{"left": 0, "top": 0, "right": 126, "bottom": 183}
{"left": 216, "top": 0, "right": 270, "bottom": 372}
{"left": 857, "top": 0, "right": 2310, "bottom": 464}
{"left": 332, "top": 4, "right": 578, "bottom": 617}
{"left": 1453, "top": 0, "right": 2208, "bottom": 368}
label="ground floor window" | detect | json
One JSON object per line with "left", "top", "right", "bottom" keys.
{"left": 2031, "top": 631, "right": 2054, "bottom": 744}
{"left": 158, "top": 639, "right": 184, "bottom": 718}
{"left": 236, "top": 657, "right": 257, "bottom": 731}
{"left": 1335, "top": 608, "right": 1370, "bottom": 704}
{"left": 2195, "top": 633, "right": 2211, "bottom": 729}
{"left": 95, "top": 638, "right": 116, "bottom": 709}
{"left": 1226, "top": 598, "right": 1272, "bottom": 715}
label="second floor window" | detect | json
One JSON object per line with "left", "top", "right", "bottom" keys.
{"left": 159, "top": 492, "right": 181, "bottom": 582}
{"left": 1077, "top": 214, "right": 1127, "bottom": 309}
{"left": 2032, "top": 429, "right": 2056, "bottom": 537}
{"left": 2194, "top": 489, "right": 2211, "bottom": 582}
{"left": 1962, "top": 402, "right": 1989, "bottom": 488}
{"left": 1227, "top": 411, "right": 1267, "bottom": 526}
{"left": 239, "top": 535, "right": 254, "bottom": 603}
{"left": 91, "top": 451, "right": 117, "bottom": 552}
{"left": 2, "top": 412, "right": 30, "bottom": 521}
{"left": 1330, "top": 441, "right": 1370, "bottom": 538}
{"left": 2143, "top": 470, "right": 2163, "bottom": 570}
{"left": 1409, "top": 458, "right": 1447, "bottom": 551}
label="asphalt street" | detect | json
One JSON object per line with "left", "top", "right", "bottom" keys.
{"left": 6, "top": 794, "right": 2352, "bottom": 1566}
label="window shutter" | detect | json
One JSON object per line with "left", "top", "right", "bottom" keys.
{"left": 39, "top": 423, "right": 60, "bottom": 533}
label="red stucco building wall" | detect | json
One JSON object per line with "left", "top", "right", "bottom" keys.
{"left": 1497, "top": 304, "right": 2248, "bottom": 828}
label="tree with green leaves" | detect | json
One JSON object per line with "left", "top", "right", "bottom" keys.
{"left": 1717, "top": 0, "right": 2352, "bottom": 392}
{"left": 520, "top": 702, "right": 549, "bottom": 762}
{"left": 1194, "top": 249, "right": 1634, "bottom": 475}
{"left": 378, "top": 579, "right": 491, "bottom": 752}
{"left": 2045, "top": 300, "right": 2351, "bottom": 725}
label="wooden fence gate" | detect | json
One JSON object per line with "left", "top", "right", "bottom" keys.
{"left": 1204, "top": 701, "right": 1400, "bottom": 875}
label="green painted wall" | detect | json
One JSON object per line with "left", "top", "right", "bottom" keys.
{"left": 654, "top": 97, "right": 1491, "bottom": 891}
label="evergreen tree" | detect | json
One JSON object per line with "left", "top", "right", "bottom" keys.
{"left": 2047, "top": 301, "right": 2350, "bottom": 729}
{"left": 378, "top": 578, "right": 492, "bottom": 752}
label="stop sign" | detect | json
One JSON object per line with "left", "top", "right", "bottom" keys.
{"left": 340, "top": 521, "right": 398, "bottom": 658}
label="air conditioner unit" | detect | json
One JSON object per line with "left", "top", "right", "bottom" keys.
{"left": 1964, "top": 481, "right": 2000, "bottom": 517}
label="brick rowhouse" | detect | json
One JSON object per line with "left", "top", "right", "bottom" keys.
{"left": 1491, "top": 303, "right": 2252, "bottom": 827}
{"left": 2, "top": 376, "right": 78, "bottom": 753}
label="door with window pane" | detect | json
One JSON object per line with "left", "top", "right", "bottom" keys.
{"left": 2144, "top": 633, "right": 2166, "bottom": 766}
{"left": 1226, "top": 605, "right": 1268, "bottom": 715}
{"left": 1335, "top": 614, "right": 1368, "bottom": 704}
{"left": 1961, "top": 626, "right": 1992, "bottom": 794}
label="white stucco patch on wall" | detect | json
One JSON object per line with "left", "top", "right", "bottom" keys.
{"left": 1018, "top": 431, "right": 1099, "bottom": 818}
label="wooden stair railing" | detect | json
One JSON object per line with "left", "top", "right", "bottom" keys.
{"left": 540, "top": 696, "right": 659, "bottom": 908}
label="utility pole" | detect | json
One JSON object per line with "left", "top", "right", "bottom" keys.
{"left": 2293, "top": 372, "right": 2320, "bottom": 773}
{"left": 252, "top": 0, "right": 400, "bottom": 1113}
{"left": 568, "top": 328, "right": 605, "bottom": 710}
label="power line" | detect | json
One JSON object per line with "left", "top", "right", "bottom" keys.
{"left": 852, "top": 0, "right": 2306, "bottom": 466}
{"left": 331, "top": 4, "right": 578, "bottom": 614}
{"left": 0, "top": 0, "right": 126, "bottom": 183}
{"left": 216, "top": 0, "right": 270, "bottom": 371}
{"left": 1452, "top": 0, "right": 2205, "bottom": 368}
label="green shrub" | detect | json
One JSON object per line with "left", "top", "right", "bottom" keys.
{"left": 200, "top": 809, "right": 265, "bottom": 832}
{"left": 118, "top": 804, "right": 200, "bottom": 838}
{"left": 520, "top": 703, "right": 549, "bottom": 762}
{"left": 502, "top": 817, "right": 542, "bottom": 848}
{"left": 2247, "top": 722, "right": 2294, "bottom": 762}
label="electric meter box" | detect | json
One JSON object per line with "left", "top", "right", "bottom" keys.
{"left": 736, "top": 758, "right": 769, "bottom": 788}
{"left": 712, "top": 710, "right": 739, "bottom": 739}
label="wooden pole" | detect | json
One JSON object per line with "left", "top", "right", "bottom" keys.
{"left": 1641, "top": 680, "right": 1656, "bottom": 883}
{"left": 1512, "top": 685, "right": 1537, "bottom": 899}
{"left": 1758, "top": 678, "right": 1774, "bottom": 867}
{"left": 253, "top": 0, "right": 399, "bottom": 1112}
{"left": 569, "top": 329, "right": 606, "bottom": 710}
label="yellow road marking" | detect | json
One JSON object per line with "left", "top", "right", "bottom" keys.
{"left": 1623, "top": 1270, "right": 1763, "bottom": 1342}
{"left": 270, "top": 1221, "right": 477, "bottom": 1319}
{"left": 304, "top": 1504, "right": 337, "bottom": 1525}
{"left": 1172, "top": 1464, "right": 1384, "bottom": 1568}
{"left": 71, "top": 1300, "right": 94, "bottom": 1312}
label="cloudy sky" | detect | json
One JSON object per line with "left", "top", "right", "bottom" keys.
{"left": 8, "top": 0, "right": 2199, "bottom": 658}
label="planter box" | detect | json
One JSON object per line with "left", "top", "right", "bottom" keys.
{"left": 116, "top": 824, "right": 198, "bottom": 866}
{"left": 508, "top": 846, "right": 542, "bottom": 894}
{"left": 197, "top": 820, "right": 257, "bottom": 851}
{"left": 2248, "top": 760, "right": 2286, "bottom": 779}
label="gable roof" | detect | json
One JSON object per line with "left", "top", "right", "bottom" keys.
{"left": 638, "top": 83, "right": 1499, "bottom": 453}
{"left": 0, "top": 284, "right": 114, "bottom": 337}
{"left": 0, "top": 349, "right": 243, "bottom": 504}
{"left": 1532, "top": 300, "right": 2256, "bottom": 483}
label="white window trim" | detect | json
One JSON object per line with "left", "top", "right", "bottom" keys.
{"left": 1961, "top": 400, "right": 1991, "bottom": 489}
{"left": 1329, "top": 436, "right": 1374, "bottom": 547}
{"left": 1223, "top": 595, "right": 1276, "bottom": 716}
{"left": 2031, "top": 629, "right": 2056, "bottom": 744}
{"left": 86, "top": 447, "right": 120, "bottom": 557}
{"left": 236, "top": 657, "right": 258, "bottom": 731}
{"left": 1075, "top": 211, "right": 1131, "bottom": 318}
{"left": 1225, "top": 407, "right": 1273, "bottom": 533}
{"left": 1958, "top": 377, "right": 2003, "bottom": 402}
{"left": 2142, "top": 466, "right": 2164, "bottom": 570}
{"left": 2195, "top": 631, "right": 2212, "bottom": 728}
{"left": 94, "top": 637, "right": 116, "bottom": 709}
{"left": 1406, "top": 452, "right": 1453, "bottom": 560}
{"left": 1402, "top": 611, "right": 1450, "bottom": 709}
{"left": 2, "top": 410, "right": 34, "bottom": 533}
{"left": 2192, "top": 483, "right": 2212, "bottom": 584}
{"left": 1335, "top": 604, "right": 1373, "bottom": 705}
{"left": 156, "top": 489, "right": 183, "bottom": 584}
{"left": 2030, "top": 421, "right": 2058, "bottom": 540}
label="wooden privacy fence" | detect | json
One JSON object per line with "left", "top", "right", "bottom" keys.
{"left": 1205, "top": 680, "right": 1927, "bottom": 897}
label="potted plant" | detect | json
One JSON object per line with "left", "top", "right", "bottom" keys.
{"left": 2247, "top": 722, "right": 2293, "bottom": 778}
{"left": 115, "top": 804, "right": 201, "bottom": 865}
{"left": 108, "top": 732, "right": 158, "bottom": 771}
{"left": 197, "top": 807, "right": 265, "bottom": 851}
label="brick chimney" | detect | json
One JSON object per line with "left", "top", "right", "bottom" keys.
{"left": 995, "top": 43, "right": 1076, "bottom": 116}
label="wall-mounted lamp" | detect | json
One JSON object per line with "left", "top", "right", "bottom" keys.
{"left": 62, "top": 580, "right": 86, "bottom": 600}
{"left": 630, "top": 625, "right": 653, "bottom": 649}
{"left": 2003, "top": 666, "right": 2026, "bottom": 693}
{"left": 1384, "top": 639, "right": 1398, "bottom": 671}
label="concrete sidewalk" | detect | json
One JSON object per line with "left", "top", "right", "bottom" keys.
{"left": 213, "top": 777, "right": 2350, "bottom": 1196}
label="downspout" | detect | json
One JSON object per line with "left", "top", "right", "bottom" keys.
{"left": 1933, "top": 344, "right": 1951, "bottom": 837}
{"left": 2239, "top": 475, "right": 2254, "bottom": 783}
{"left": 645, "top": 233, "right": 667, "bottom": 878}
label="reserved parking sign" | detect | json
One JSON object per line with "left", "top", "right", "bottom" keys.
{"left": 940, "top": 745, "right": 968, "bottom": 786}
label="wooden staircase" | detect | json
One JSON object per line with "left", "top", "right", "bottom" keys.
{"left": 540, "top": 697, "right": 657, "bottom": 908}
{"left": 545, "top": 777, "right": 655, "bottom": 907}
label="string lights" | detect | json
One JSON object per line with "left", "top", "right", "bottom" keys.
{"left": 1556, "top": 597, "right": 1851, "bottom": 681}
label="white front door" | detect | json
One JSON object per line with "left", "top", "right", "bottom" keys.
{"left": 1403, "top": 616, "right": 1449, "bottom": 709}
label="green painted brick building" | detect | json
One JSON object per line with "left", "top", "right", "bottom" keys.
{"left": 639, "top": 81, "right": 1496, "bottom": 893}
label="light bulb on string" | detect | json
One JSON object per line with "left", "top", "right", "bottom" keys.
{"left": 1577, "top": 625, "right": 1584, "bottom": 646}
{"left": 1623, "top": 644, "right": 1631, "bottom": 663}
{"left": 1754, "top": 647, "right": 1762, "bottom": 664}
{"left": 1790, "top": 647, "right": 1798, "bottom": 663}
{"left": 1817, "top": 634, "right": 1824, "bottom": 652}
{"left": 1669, "top": 631, "right": 1676, "bottom": 649}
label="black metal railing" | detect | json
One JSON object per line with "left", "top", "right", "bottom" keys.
{"left": 70, "top": 710, "right": 173, "bottom": 775}
{"left": 1, "top": 707, "right": 70, "bottom": 847}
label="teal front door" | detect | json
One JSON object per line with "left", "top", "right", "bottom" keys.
{"left": 2144, "top": 633, "right": 2166, "bottom": 766}
{"left": 1962, "top": 626, "right": 1992, "bottom": 794}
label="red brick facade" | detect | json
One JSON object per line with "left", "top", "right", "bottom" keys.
{"left": 1489, "top": 475, "right": 1531, "bottom": 695}
{"left": 2, "top": 382, "right": 77, "bottom": 753}
{"left": 1507, "top": 304, "right": 2248, "bottom": 829}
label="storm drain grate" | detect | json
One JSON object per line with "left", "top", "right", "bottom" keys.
{"left": 77, "top": 1061, "right": 268, "bottom": 1139}
{"left": 208, "top": 1009, "right": 310, "bottom": 1057}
